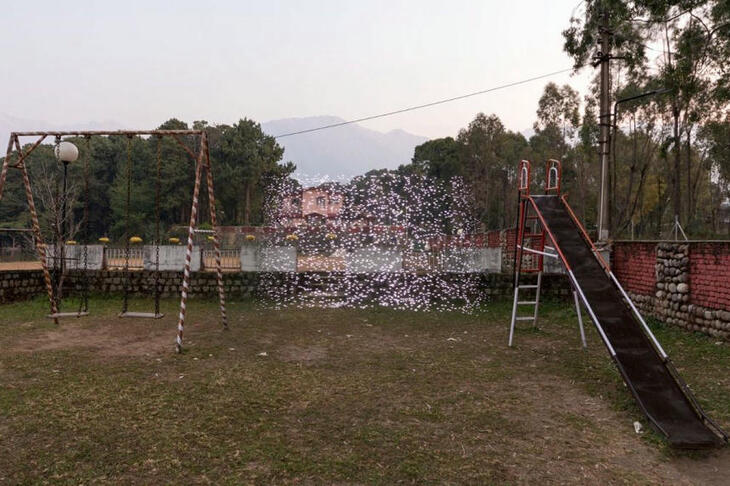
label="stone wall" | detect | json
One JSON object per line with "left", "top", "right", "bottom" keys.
{"left": 0, "top": 270, "right": 46, "bottom": 304}
{"left": 613, "top": 241, "right": 730, "bottom": 340}
{"left": 61, "top": 270, "right": 260, "bottom": 299}
{"left": 0, "top": 269, "right": 261, "bottom": 304}
{"left": 258, "top": 271, "right": 570, "bottom": 311}
{"left": 653, "top": 242, "right": 691, "bottom": 331}
{"left": 0, "top": 268, "right": 572, "bottom": 306}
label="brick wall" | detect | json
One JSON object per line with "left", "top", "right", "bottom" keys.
{"left": 613, "top": 241, "right": 730, "bottom": 340}
{"left": 689, "top": 242, "right": 730, "bottom": 310}
{"left": 613, "top": 242, "right": 656, "bottom": 295}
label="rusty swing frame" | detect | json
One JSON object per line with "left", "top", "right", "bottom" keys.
{"left": 0, "top": 129, "right": 227, "bottom": 353}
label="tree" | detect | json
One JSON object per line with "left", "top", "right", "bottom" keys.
{"left": 407, "top": 137, "right": 462, "bottom": 179}
{"left": 563, "top": 0, "right": 730, "bottom": 231}
{"left": 109, "top": 136, "right": 155, "bottom": 240}
{"left": 457, "top": 113, "right": 508, "bottom": 229}
{"left": 574, "top": 97, "right": 601, "bottom": 222}
{"left": 535, "top": 82, "right": 581, "bottom": 141}
{"left": 216, "top": 119, "right": 290, "bottom": 225}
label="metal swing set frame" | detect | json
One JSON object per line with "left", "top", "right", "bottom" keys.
{"left": 0, "top": 129, "right": 227, "bottom": 353}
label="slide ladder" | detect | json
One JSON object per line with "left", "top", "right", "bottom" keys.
{"left": 509, "top": 160, "right": 585, "bottom": 347}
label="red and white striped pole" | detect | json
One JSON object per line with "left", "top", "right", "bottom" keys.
{"left": 0, "top": 136, "right": 13, "bottom": 202}
{"left": 175, "top": 135, "right": 205, "bottom": 352}
{"left": 16, "top": 136, "right": 59, "bottom": 323}
{"left": 203, "top": 139, "right": 228, "bottom": 329}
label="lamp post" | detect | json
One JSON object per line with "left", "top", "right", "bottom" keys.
{"left": 54, "top": 140, "right": 79, "bottom": 272}
{"left": 598, "top": 88, "right": 670, "bottom": 241}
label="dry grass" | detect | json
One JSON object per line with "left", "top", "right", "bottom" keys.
{"left": 0, "top": 296, "right": 728, "bottom": 484}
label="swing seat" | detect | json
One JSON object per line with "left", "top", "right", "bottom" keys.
{"left": 118, "top": 311, "right": 164, "bottom": 319}
{"left": 47, "top": 311, "right": 89, "bottom": 319}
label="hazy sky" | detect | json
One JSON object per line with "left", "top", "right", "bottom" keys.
{"left": 2, "top": 0, "right": 594, "bottom": 138}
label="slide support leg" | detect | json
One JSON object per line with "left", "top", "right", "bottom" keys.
{"left": 508, "top": 285, "right": 519, "bottom": 347}
{"left": 573, "top": 289, "right": 587, "bottom": 348}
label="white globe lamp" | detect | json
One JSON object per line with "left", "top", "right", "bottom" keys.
{"left": 55, "top": 141, "right": 79, "bottom": 163}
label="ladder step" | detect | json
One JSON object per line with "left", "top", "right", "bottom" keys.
{"left": 47, "top": 312, "right": 89, "bottom": 319}
{"left": 119, "top": 312, "right": 164, "bottom": 319}
{"left": 515, "top": 316, "right": 535, "bottom": 321}
{"left": 518, "top": 285, "right": 539, "bottom": 289}
{"left": 517, "top": 301, "right": 537, "bottom": 305}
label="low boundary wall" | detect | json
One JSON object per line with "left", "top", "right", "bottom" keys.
{"left": 5, "top": 240, "right": 728, "bottom": 340}
{"left": 0, "top": 269, "right": 571, "bottom": 305}
{"left": 613, "top": 241, "right": 730, "bottom": 340}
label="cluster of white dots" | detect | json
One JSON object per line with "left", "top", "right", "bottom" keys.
{"left": 258, "top": 172, "right": 486, "bottom": 312}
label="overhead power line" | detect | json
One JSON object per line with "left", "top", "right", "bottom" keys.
{"left": 273, "top": 67, "right": 575, "bottom": 138}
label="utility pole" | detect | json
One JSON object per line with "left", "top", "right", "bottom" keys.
{"left": 596, "top": 8, "right": 611, "bottom": 242}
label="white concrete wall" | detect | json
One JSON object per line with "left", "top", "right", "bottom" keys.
{"left": 345, "top": 247, "right": 402, "bottom": 273}
{"left": 240, "top": 245, "right": 261, "bottom": 272}
{"left": 481, "top": 248, "right": 502, "bottom": 273}
{"left": 442, "top": 249, "right": 468, "bottom": 273}
{"left": 442, "top": 248, "right": 501, "bottom": 273}
{"left": 144, "top": 245, "right": 201, "bottom": 271}
{"left": 260, "top": 246, "right": 297, "bottom": 272}
{"left": 542, "top": 250, "right": 565, "bottom": 274}
{"left": 45, "top": 244, "right": 104, "bottom": 270}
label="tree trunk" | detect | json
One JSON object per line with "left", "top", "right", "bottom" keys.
{"left": 685, "top": 128, "right": 692, "bottom": 222}
{"left": 244, "top": 181, "right": 251, "bottom": 226}
{"left": 672, "top": 106, "right": 682, "bottom": 224}
{"left": 501, "top": 169, "right": 508, "bottom": 228}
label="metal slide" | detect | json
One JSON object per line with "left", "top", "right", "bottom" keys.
{"left": 529, "top": 194, "right": 727, "bottom": 449}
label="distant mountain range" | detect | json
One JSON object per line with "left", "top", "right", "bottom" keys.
{"left": 1, "top": 113, "right": 428, "bottom": 180}
{"left": 261, "top": 116, "right": 428, "bottom": 179}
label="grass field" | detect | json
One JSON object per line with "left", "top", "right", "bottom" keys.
{"left": 1, "top": 296, "right": 728, "bottom": 484}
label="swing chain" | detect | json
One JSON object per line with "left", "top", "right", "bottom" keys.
{"left": 122, "top": 135, "right": 133, "bottom": 314}
{"left": 79, "top": 135, "right": 91, "bottom": 314}
{"left": 154, "top": 135, "right": 162, "bottom": 316}
{"left": 52, "top": 135, "right": 63, "bottom": 310}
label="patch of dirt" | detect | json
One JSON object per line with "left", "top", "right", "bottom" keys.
{"left": 670, "top": 452, "right": 730, "bottom": 486}
{"left": 10, "top": 318, "right": 180, "bottom": 357}
{"left": 492, "top": 374, "right": 728, "bottom": 485}
{"left": 278, "top": 343, "right": 328, "bottom": 364}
